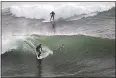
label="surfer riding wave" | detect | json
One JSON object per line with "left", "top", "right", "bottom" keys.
{"left": 35, "top": 43, "right": 64, "bottom": 59}
{"left": 50, "top": 11, "right": 55, "bottom": 22}
{"left": 36, "top": 44, "right": 42, "bottom": 57}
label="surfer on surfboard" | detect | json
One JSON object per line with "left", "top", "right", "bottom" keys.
{"left": 50, "top": 11, "right": 55, "bottom": 22}
{"left": 36, "top": 44, "right": 42, "bottom": 57}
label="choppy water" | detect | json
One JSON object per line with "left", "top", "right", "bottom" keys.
{"left": 1, "top": 35, "right": 115, "bottom": 77}
{"left": 1, "top": 6, "right": 115, "bottom": 77}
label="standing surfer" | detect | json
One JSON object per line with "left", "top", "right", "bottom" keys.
{"left": 50, "top": 11, "right": 55, "bottom": 32}
{"left": 36, "top": 44, "right": 42, "bottom": 57}
{"left": 50, "top": 11, "right": 55, "bottom": 21}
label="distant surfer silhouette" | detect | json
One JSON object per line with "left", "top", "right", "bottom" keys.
{"left": 50, "top": 11, "right": 55, "bottom": 33}
{"left": 50, "top": 11, "right": 55, "bottom": 21}
{"left": 36, "top": 44, "right": 42, "bottom": 57}
{"left": 54, "top": 44, "right": 64, "bottom": 52}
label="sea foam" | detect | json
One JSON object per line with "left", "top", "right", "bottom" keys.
{"left": 9, "top": 3, "right": 114, "bottom": 20}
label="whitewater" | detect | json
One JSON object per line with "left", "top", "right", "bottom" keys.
{"left": 1, "top": 2, "right": 115, "bottom": 77}
{"left": 1, "top": 4, "right": 115, "bottom": 54}
{"left": 3, "top": 3, "right": 115, "bottom": 20}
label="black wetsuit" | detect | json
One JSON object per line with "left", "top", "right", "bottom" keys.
{"left": 50, "top": 11, "right": 55, "bottom": 21}
{"left": 36, "top": 45, "right": 42, "bottom": 57}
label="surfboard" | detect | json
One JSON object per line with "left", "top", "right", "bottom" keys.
{"left": 42, "top": 20, "right": 55, "bottom": 23}
{"left": 42, "top": 20, "right": 50, "bottom": 22}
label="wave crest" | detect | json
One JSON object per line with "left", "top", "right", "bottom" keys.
{"left": 4, "top": 4, "right": 114, "bottom": 20}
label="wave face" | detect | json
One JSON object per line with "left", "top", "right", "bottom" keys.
{"left": 1, "top": 35, "right": 115, "bottom": 77}
{"left": 2, "top": 3, "right": 115, "bottom": 20}
{"left": 2, "top": 7, "right": 115, "bottom": 54}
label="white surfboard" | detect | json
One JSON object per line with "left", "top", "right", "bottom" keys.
{"left": 42, "top": 20, "right": 55, "bottom": 23}
{"left": 42, "top": 20, "right": 50, "bottom": 22}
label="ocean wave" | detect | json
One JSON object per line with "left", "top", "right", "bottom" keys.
{"left": 2, "top": 35, "right": 115, "bottom": 77}
{"left": 1, "top": 34, "right": 115, "bottom": 55}
{"left": 2, "top": 3, "right": 114, "bottom": 20}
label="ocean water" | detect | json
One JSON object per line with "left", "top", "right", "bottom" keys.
{"left": 1, "top": 3, "right": 115, "bottom": 77}
{"left": 1, "top": 35, "right": 115, "bottom": 77}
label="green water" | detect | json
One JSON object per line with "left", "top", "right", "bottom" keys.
{"left": 2, "top": 35, "right": 115, "bottom": 77}
{"left": 27, "top": 35, "right": 115, "bottom": 57}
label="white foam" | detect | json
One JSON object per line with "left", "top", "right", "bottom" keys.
{"left": 36, "top": 46, "right": 53, "bottom": 59}
{"left": 2, "top": 35, "right": 27, "bottom": 54}
{"left": 9, "top": 3, "right": 114, "bottom": 21}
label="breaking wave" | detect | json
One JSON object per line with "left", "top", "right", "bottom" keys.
{"left": 3, "top": 3, "right": 115, "bottom": 20}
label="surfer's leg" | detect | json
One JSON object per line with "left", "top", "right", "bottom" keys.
{"left": 38, "top": 53, "right": 40, "bottom": 57}
{"left": 51, "top": 15, "right": 54, "bottom": 21}
{"left": 38, "top": 51, "right": 41, "bottom": 57}
{"left": 50, "top": 16, "right": 52, "bottom": 21}
{"left": 53, "top": 16, "right": 54, "bottom": 21}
